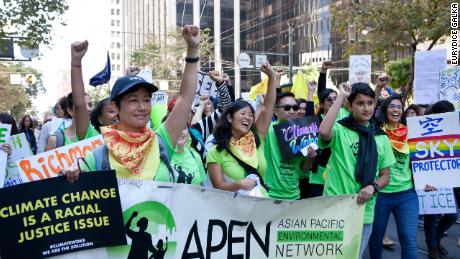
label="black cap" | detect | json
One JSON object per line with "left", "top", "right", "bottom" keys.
{"left": 110, "top": 76, "right": 158, "bottom": 101}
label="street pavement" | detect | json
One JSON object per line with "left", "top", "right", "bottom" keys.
{"left": 363, "top": 213, "right": 460, "bottom": 259}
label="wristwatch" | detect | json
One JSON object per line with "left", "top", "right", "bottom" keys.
{"left": 372, "top": 182, "right": 380, "bottom": 194}
{"left": 185, "top": 56, "right": 200, "bottom": 63}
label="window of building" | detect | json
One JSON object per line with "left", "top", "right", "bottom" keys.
{"left": 111, "top": 42, "right": 115, "bottom": 48}
{"left": 111, "top": 31, "right": 115, "bottom": 38}
{"left": 117, "top": 53, "right": 120, "bottom": 60}
{"left": 111, "top": 20, "right": 115, "bottom": 26}
{"left": 116, "top": 9, "right": 120, "bottom": 15}
{"left": 117, "top": 42, "right": 120, "bottom": 48}
{"left": 111, "top": 53, "right": 115, "bottom": 59}
{"left": 112, "top": 65, "right": 115, "bottom": 70}
{"left": 111, "top": 8, "right": 114, "bottom": 15}
{"left": 116, "top": 20, "right": 120, "bottom": 26}
{"left": 117, "top": 65, "right": 120, "bottom": 70}
{"left": 117, "top": 31, "right": 120, "bottom": 38}
{"left": 116, "top": 0, "right": 120, "bottom": 4}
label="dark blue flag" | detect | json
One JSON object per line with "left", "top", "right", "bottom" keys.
{"left": 89, "top": 51, "right": 111, "bottom": 87}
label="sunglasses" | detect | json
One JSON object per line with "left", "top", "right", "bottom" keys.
{"left": 276, "top": 104, "right": 300, "bottom": 111}
{"left": 326, "top": 97, "right": 337, "bottom": 103}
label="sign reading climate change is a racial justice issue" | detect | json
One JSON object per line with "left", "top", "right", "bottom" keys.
{"left": 274, "top": 116, "right": 320, "bottom": 161}
{"left": 59, "top": 181, "right": 364, "bottom": 259}
{"left": 407, "top": 111, "right": 460, "bottom": 189}
{"left": 0, "top": 171, "right": 126, "bottom": 259}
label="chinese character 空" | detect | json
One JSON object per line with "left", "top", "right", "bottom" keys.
{"left": 419, "top": 117, "right": 443, "bottom": 136}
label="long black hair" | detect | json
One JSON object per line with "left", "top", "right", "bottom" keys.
{"left": 317, "top": 88, "right": 337, "bottom": 116}
{"left": 213, "top": 100, "right": 260, "bottom": 151}
{"left": 90, "top": 98, "right": 111, "bottom": 133}
{"left": 377, "top": 94, "right": 406, "bottom": 126}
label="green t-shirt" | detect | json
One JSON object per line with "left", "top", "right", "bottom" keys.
{"left": 63, "top": 125, "right": 100, "bottom": 146}
{"left": 84, "top": 123, "right": 174, "bottom": 182}
{"left": 206, "top": 140, "right": 268, "bottom": 197}
{"left": 171, "top": 148, "right": 206, "bottom": 185}
{"left": 318, "top": 123, "right": 395, "bottom": 224}
{"left": 381, "top": 149, "right": 413, "bottom": 193}
{"left": 264, "top": 122, "right": 307, "bottom": 200}
{"left": 309, "top": 165, "right": 326, "bottom": 185}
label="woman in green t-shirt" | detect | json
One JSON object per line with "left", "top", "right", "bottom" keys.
{"left": 368, "top": 94, "right": 418, "bottom": 259}
{"left": 206, "top": 63, "right": 277, "bottom": 197}
{"left": 60, "top": 25, "right": 201, "bottom": 182}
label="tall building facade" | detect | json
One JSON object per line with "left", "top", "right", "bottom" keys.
{"left": 109, "top": 0, "right": 124, "bottom": 85}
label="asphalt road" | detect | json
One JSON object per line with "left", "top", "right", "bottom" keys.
{"left": 363, "top": 213, "right": 460, "bottom": 259}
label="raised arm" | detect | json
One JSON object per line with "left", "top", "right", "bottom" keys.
{"left": 374, "top": 74, "right": 389, "bottom": 102}
{"left": 255, "top": 63, "right": 276, "bottom": 138}
{"left": 209, "top": 71, "right": 232, "bottom": 111}
{"left": 165, "top": 25, "right": 200, "bottom": 146}
{"left": 318, "top": 60, "right": 332, "bottom": 95}
{"left": 70, "top": 41, "right": 90, "bottom": 141}
{"left": 318, "top": 83, "right": 351, "bottom": 142}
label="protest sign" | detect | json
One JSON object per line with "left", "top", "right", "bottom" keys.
{"left": 407, "top": 111, "right": 460, "bottom": 189}
{"left": 416, "top": 188, "right": 457, "bottom": 215}
{"left": 49, "top": 118, "right": 72, "bottom": 136}
{"left": 149, "top": 91, "right": 169, "bottom": 130}
{"left": 193, "top": 71, "right": 217, "bottom": 110}
{"left": 349, "top": 55, "right": 371, "bottom": 84}
{"left": 414, "top": 49, "right": 447, "bottom": 104}
{"left": 273, "top": 117, "right": 320, "bottom": 161}
{"left": 4, "top": 133, "right": 32, "bottom": 187}
{"left": 138, "top": 69, "right": 153, "bottom": 84}
{"left": 0, "top": 171, "right": 126, "bottom": 259}
{"left": 57, "top": 181, "right": 364, "bottom": 259}
{"left": 439, "top": 66, "right": 460, "bottom": 109}
{"left": 17, "top": 135, "right": 104, "bottom": 183}
{"left": 0, "top": 123, "right": 12, "bottom": 188}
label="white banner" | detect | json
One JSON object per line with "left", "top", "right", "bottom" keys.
{"left": 4, "top": 133, "right": 32, "bottom": 187}
{"left": 0, "top": 123, "right": 12, "bottom": 188}
{"left": 17, "top": 135, "right": 104, "bottom": 183}
{"left": 349, "top": 55, "right": 371, "bottom": 84}
{"left": 193, "top": 71, "right": 217, "bottom": 110}
{"left": 417, "top": 188, "right": 458, "bottom": 215}
{"left": 407, "top": 112, "right": 460, "bottom": 189}
{"left": 414, "top": 49, "right": 447, "bottom": 104}
{"left": 439, "top": 66, "right": 460, "bottom": 109}
{"left": 53, "top": 182, "right": 365, "bottom": 259}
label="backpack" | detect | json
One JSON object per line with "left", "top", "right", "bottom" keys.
{"left": 92, "top": 135, "right": 175, "bottom": 181}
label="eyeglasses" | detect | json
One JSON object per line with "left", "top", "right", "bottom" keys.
{"left": 276, "top": 104, "right": 300, "bottom": 111}
{"left": 326, "top": 97, "right": 337, "bottom": 103}
{"left": 388, "top": 104, "right": 403, "bottom": 110}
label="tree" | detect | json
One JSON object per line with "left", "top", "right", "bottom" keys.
{"left": 331, "top": 0, "right": 451, "bottom": 99}
{"left": 387, "top": 57, "right": 411, "bottom": 90}
{"left": 0, "top": 62, "right": 45, "bottom": 118}
{"left": 0, "top": 0, "right": 68, "bottom": 48}
{"left": 131, "top": 27, "right": 213, "bottom": 87}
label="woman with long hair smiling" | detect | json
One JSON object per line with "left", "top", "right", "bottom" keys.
{"left": 206, "top": 63, "right": 277, "bottom": 196}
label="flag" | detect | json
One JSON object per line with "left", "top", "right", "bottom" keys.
{"left": 248, "top": 78, "right": 269, "bottom": 100}
{"left": 89, "top": 51, "right": 111, "bottom": 87}
{"left": 291, "top": 70, "right": 307, "bottom": 99}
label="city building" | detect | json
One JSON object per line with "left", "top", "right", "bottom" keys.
{"left": 109, "top": 0, "right": 124, "bottom": 85}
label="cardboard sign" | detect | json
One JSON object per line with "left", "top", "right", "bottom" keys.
{"left": 0, "top": 171, "right": 126, "bottom": 259}
{"left": 414, "top": 49, "right": 447, "bottom": 104}
{"left": 407, "top": 112, "right": 460, "bottom": 189}
{"left": 273, "top": 117, "right": 320, "bottom": 161}
{"left": 17, "top": 135, "right": 104, "bottom": 183}
{"left": 58, "top": 181, "right": 364, "bottom": 259}
{"left": 417, "top": 188, "right": 458, "bottom": 215}
{"left": 4, "top": 133, "right": 33, "bottom": 188}
{"left": 439, "top": 67, "right": 460, "bottom": 109}
{"left": 0, "top": 123, "right": 12, "bottom": 188}
{"left": 49, "top": 118, "right": 72, "bottom": 136}
{"left": 193, "top": 71, "right": 217, "bottom": 110}
{"left": 349, "top": 55, "right": 371, "bottom": 84}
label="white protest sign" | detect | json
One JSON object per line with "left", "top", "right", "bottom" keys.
{"left": 4, "top": 133, "right": 32, "bottom": 187}
{"left": 0, "top": 124, "right": 12, "bottom": 188}
{"left": 17, "top": 135, "right": 104, "bottom": 183}
{"left": 193, "top": 71, "right": 217, "bottom": 110}
{"left": 151, "top": 91, "right": 168, "bottom": 106}
{"left": 414, "top": 49, "right": 447, "bottom": 104}
{"left": 49, "top": 118, "right": 72, "bottom": 135}
{"left": 138, "top": 69, "right": 154, "bottom": 84}
{"left": 407, "top": 111, "right": 460, "bottom": 189}
{"left": 439, "top": 66, "right": 460, "bottom": 109}
{"left": 255, "top": 54, "right": 268, "bottom": 68}
{"left": 349, "top": 55, "right": 371, "bottom": 84}
{"left": 417, "top": 188, "right": 457, "bottom": 215}
{"left": 56, "top": 182, "right": 364, "bottom": 259}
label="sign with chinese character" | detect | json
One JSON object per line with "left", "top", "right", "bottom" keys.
{"left": 407, "top": 112, "right": 460, "bottom": 189}
{"left": 0, "top": 171, "right": 126, "bottom": 259}
{"left": 0, "top": 124, "right": 12, "bottom": 188}
{"left": 349, "top": 55, "right": 371, "bottom": 84}
{"left": 4, "top": 133, "right": 33, "bottom": 188}
{"left": 439, "top": 67, "right": 460, "bottom": 109}
{"left": 273, "top": 117, "right": 320, "bottom": 161}
{"left": 416, "top": 188, "right": 458, "bottom": 215}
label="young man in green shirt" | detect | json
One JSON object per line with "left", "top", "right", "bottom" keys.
{"left": 265, "top": 92, "right": 316, "bottom": 200}
{"left": 318, "top": 83, "right": 395, "bottom": 259}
